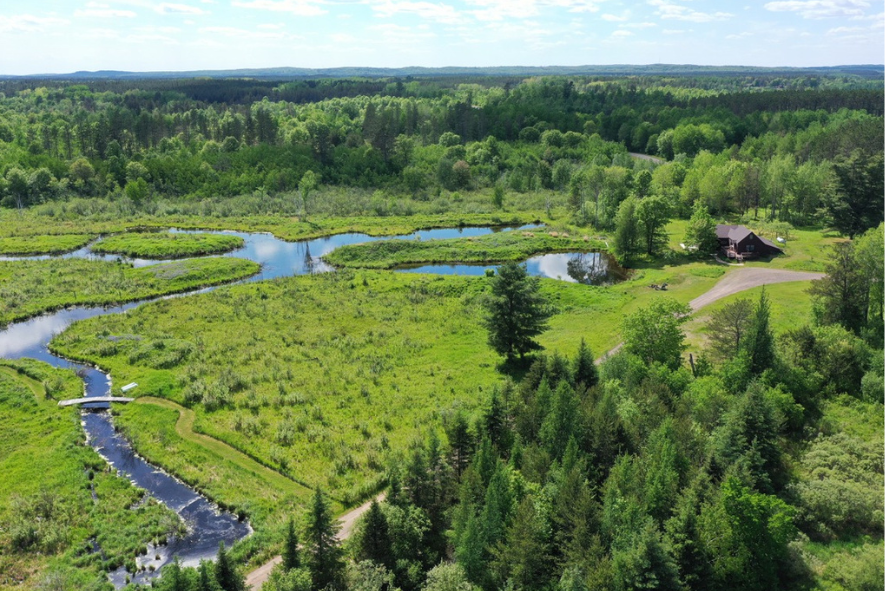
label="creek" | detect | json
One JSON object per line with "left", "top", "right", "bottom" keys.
{"left": 0, "top": 223, "right": 623, "bottom": 585}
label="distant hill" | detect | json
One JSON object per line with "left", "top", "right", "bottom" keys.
{"left": 3, "top": 64, "right": 884, "bottom": 80}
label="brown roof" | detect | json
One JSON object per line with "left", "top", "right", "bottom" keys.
{"left": 715, "top": 224, "right": 783, "bottom": 252}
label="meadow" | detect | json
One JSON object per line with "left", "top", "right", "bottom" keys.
{"left": 0, "top": 359, "right": 182, "bottom": 590}
{"left": 0, "top": 234, "right": 93, "bottom": 255}
{"left": 0, "top": 257, "right": 260, "bottom": 327}
{"left": 91, "top": 232, "right": 245, "bottom": 259}
{"left": 323, "top": 227, "right": 606, "bottom": 269}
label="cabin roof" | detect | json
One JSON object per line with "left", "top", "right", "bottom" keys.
{"left": 715, "top": 224, "right": 782, "bottom": 252}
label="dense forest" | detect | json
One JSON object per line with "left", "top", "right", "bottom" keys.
{"left": 0, "top": 74, "right": 882, "bottom": 236}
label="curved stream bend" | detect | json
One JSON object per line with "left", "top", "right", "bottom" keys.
{"left": 3, "top": 223, "right": 588, "bottom": 585}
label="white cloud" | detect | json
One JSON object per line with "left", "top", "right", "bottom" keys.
{"left": 726, "top": 31, "right": 753, "bottom": 38}
{"left": 156, "top": 3, "right": 208, "bottom": 15}
{"left": 463, "top": 0, "right": 605, "bottom": 21}
{"left": 75, "top": 5, "right": 138, "bottom": 18}
{"left": 367, "top": 22, "right": 437, "bottom": 44}
{"left": 648, "top": 0, "right": 733, "bottom": 22}
{"left": 661, "top": 28, "right": 688, "bottom": 34}
{"left": 371, "top": 1, "right": 461, "bottom": 24}
{"left": 764, "top": 0, "right": 870, "bottom": 19}
{"left": 257, "top": 23, "right": 285, "bottom": 29}
{"left": 601, "top": 13, "right": 628, "bottom": 21}
{"left": 0, "top": 14, "right": 69, "bottom": 32}
{"left": 200, "top": 25, "right": 286, "bottom": 38}
{"left": 232, "top": 0, "right": 327, "bottom": 16}
{"left": 610, "top": 29, "right": 632, "bottom": 36}
{"left": 623, "top": 21, "right": 656, "bottom": 28}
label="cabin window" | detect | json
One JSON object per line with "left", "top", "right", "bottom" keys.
{"left": 746, "top": 244, "right": 755, "bottom": 252}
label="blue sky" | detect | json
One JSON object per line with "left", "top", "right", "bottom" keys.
{"left": 0, "top": 0, "right": 882, "bottom": 74}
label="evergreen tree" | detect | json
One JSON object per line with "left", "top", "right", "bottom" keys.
{"left": 572, "top": 338, "right": 598, "bottom": 389}
{"left": 305, "top": 488, "right": 344, "bottom": 591}
{"left": 493, "top": 497, "right": 552, "bottom": 589}
{"left": 809, "top": 242, "right": 868, "bottom": 336}
{"left": 483, "top": 262, "right": 553, "bottom": 361}
{"left": 741, "top": 288, "right": 774, "bottom": 375}
{"left": 540, "top": 381, "right": 578, "bottom": 461}
{"left": 198, "top": 560, "right": 218, "bottom": 591}
{"left": 283, "top": 517, "right": 301, "bottom": 571}
{"left": 214, "top": 542, "right": 245, "bottom": 591}
{"left": 357, "top": 500, "right": 393, "bottom": 569}
{"left": 445, "top": 411, "right": 474, "bottom": 478}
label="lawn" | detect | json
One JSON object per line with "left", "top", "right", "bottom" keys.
{"left": 0, "top": 257, "right": 260, "bottom": 327}
{"left": 91, "top": 232, "right": 244, "bottom": 259}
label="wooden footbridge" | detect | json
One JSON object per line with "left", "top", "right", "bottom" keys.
{"left": 58, "top": 397, "right": 134, "bottom": 407}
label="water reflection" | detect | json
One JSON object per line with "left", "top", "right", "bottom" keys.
{"left": 396, "top": 252, "right": 627, "bottom": 285}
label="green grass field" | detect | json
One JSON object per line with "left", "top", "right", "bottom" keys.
{"left": 91, "top": 232, "right": 244, "bottom": 259}
{"left": 324, "top": 228, "right": 605, "bottom": 269}
{"left": 0, "top": 234, "right": 93, "bottom": 255}
{"left": 0, "top": 208, "right": 544, "bottom": 243}
{"left": 0, "top": 257, "right": 260, "bottom": 327}
{"left": 0, "top": 359, "right": 181, "bottom": 590}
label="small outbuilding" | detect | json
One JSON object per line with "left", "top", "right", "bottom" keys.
{"left": 716, "top": 225, "right": 783, "bottom": 260}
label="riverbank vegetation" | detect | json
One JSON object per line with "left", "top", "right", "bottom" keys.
{"left": 325, "top": 227, "right": 605, "bottom": 269}
{"left": 91, "top": 232, "right": 244, "bottom": 259}
{"left": 0, "top": 257, "right": 260, "bottom": 327}
{"left": 0, "top": 233, "right": 93, "bottom": 255}
{"left": 0, "top": 359, "right": 183, "bottom": 590}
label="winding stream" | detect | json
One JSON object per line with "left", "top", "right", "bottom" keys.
{"left": 0, "top": 223, "right": 623, "bottom": 585}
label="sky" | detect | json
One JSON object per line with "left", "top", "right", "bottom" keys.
{"left": 0, "top": 0, "right": 882, "bottom": 75}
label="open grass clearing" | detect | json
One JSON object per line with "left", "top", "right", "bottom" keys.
{"left": 0, "top": 257, "right": 260, "bottom": 327}
{"left": 92, "top": 232, "right": 244, "bottom": 259}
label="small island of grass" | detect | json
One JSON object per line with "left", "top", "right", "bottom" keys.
{"left": 323, "top": 228, "right": 607, "bottom": 269}
{"left": 92, "top": 232, "right": 244, "bottom": 259}
{"left": 0, "top": 234, "right": 93, "bottom": 255}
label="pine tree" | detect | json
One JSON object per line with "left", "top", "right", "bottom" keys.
{"left": 742, "top": 287, "right": 774, "bottom": 375}
{"left": 572, "top": 338, "right": 598, "bottom": 389}
{"left": 283, "top": 517, "right": 301, "bottom": 571}
{"left": 357, "top": 500, "right": 393, "bottom": 569}
{"left": 305, "top": 488, "right": 344, "bottom": 591}
{"left": 214, "top": 542, "right": 244, "bottom": 591}
{"left": 197, "top": 560, "right": 217, "bottom": 591}
{"left": 483, "top": 262, "right": 553, "bottom": 361}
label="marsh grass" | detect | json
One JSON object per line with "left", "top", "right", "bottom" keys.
{"left": 0, "top": 234, "right": 93, "bottom": 255}
{"left": 92, "top": 232, "right": 245, "bottom": 259}
{"left": 323, "top": 228, "right": 606, "bottom": 269}
{"left": 0, "top": 359, "right": 181, "bottom": 588}
{"left": 0, "top": 257, "right": 260, "bottom": 327}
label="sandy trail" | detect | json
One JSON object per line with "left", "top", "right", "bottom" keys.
{"left": 245, "top": 493, "right": 385, "bottom": 590}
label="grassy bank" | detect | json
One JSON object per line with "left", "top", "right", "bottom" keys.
{"left": 91, "top": 232, "right": 244, "bottom": 259}
{"left": 0, "top": 207, "right": 544, "bottom": 243}
{"left": 0, "top": 234, "right": 94, "bottom": 256}
{"left": 324, "top": 228, "right": 605, "bottom": 269}
{"left": 0, "top": 257, "right": 260, "bottom": 328}
{"left": 0, "top": 359, "right": 181, "bottom": 590}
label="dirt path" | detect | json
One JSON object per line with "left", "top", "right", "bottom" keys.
{"left": 599, "top": 267, "right": 824, "bottom": 361}
{"left": 686, "top": 267, "right": 823, "bottom": 312}
{"left": 137, "top": 397, "right": 307, "bottom": 495}
{"left": 244, "top": 493, "right": 385, "bottom": 590}
{"left": 629, "top": 152, "right": 665, "bottom": 164}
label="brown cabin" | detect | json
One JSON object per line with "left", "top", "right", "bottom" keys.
{"left": 716, "top": 225, "right": 783, "bottom": 260}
